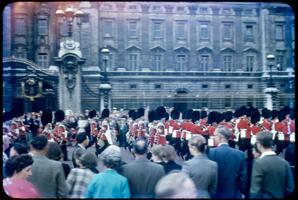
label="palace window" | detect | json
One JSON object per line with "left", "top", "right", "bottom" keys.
{"left": 103, "top": 20, "right": 113, "bottom": 37}
{"left": 152, "top": 21, "right": 163, "bottom": 38}
{"left": 37, "top": 53, "right": 48, "bottom": 68}
{"left": 128, "top": 54, "right": 138, "bottom": 71}
{"left": 128, "top": 21, "right": 138, "bottom": 38}
{"left": 38, "top": 19, "right": 48, "bottom": 35}
{"left": 177, "top": 54, "right": 187, "bottom": 71}
{"left": 15, "top": 18, "right": 26, "bottom": 35}
{"left": 199, "top": 55, "right": 210, "bottom": 71}
{"left": 222, "top": 22, "right": 233, "bottom": 40}
{"left": 199, "top": 22, "right": 210, "bottom": 41}
{"left": 246, "top": 56, "right": 254, "bottom": 71}
{"left": 176, "top": 21, "right": 186, "bottom": 39}
{"left": 223, "top": 55, "right": 233, "bottom": 71}
{"left": 152, "top": 54, "right": 163, "bottom": 71}
{"left": 275, "top": 24, "right": 284, "bottom": 40}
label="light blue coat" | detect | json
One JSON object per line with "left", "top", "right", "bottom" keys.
{"left": 85, "top": 169, "right": 130, "bottom": 198}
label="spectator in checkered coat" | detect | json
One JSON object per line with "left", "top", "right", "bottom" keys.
{"left": 66, "top": 152, "right": 98, "bottom": 198}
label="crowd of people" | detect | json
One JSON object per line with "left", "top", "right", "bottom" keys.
{"left": 2, "top": 105, "right": 295, "bottom": 198}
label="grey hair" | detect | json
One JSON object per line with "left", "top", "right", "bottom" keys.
{"left": 155, "top": 172, "right": 196, "bottom": 198}
{"left": 99, "top": 145, "right": 122, "bottom": 169}
{"left": 215, "top": 125, "right": 231, "bottom": 141}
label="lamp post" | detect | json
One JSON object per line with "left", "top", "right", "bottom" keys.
{"left": 101, "top": 48, "right": 110, "bottom": 82}
{"left": 56, "top": 6, "right": 84, "bottom": 38}
{"left": 266, "top": 54, "right": 275, "bottom": 87}
{"left": 264, "top": 54, "right": 278, "bottom": 110}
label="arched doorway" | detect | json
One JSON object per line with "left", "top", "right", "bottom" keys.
{"left": 174, "top": 88, "right": 189, "bottom": 113}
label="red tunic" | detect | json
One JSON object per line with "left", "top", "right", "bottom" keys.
{"left": 237, "top": 118, "right": 251, "bottom": 139}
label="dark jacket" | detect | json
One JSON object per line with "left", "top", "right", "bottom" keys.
{"left": 121, "top": 157, "right": 165, "bottom": 198}
{"left": 208, "top": 144, "right": 247, "bottom": 198}
{"left": 250, "top": 154, "right": 294, "bottom": 198}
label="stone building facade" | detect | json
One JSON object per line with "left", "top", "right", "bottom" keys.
{"left": 2, "top": 2, "right": 295, "bottom": 113}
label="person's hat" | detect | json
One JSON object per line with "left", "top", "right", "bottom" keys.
{"left": 224, "top": 111, "right": 233, "bottom": 122}
{"left": 137, "top": 108, "right": 145, "bottom": 118}
{"left": 155, "top": 106, "right": 166, "bottom": 120}
{"left": 200, "top": 110, "right": 207, "bottom": 119}
{"left": 89, "top": 110, "right": 97, "bottom": 119}
{"left": 171, "top": 109, "right": 180, "bottom": 120}
{"left": 41, "top": 109, "right": 52, "bottom": 126}
{"left": 251, "top": 110, "right": 261, "bottom": 124}
{"left": 208, "top": 111, "right": 217, "bottom": 124}
{"left": 54, "top": 110, "right": 65, "bottom": 123}
{"left": 101, "top": 108, "right": 110, "bottom": 119}
{"left": 148, "top": 110, "right": 156, "bottom": 122}
{"left": 271, "top": 110, "right": 279, "bottom": 119}
{"left": 191, "top": 111, "right": 200, "bottom": 123}
{"left": 239, "top": 105, "right": 248, "bottom": 116}
{"left": 261, "top": 108, "right": 271, "bottom": 119}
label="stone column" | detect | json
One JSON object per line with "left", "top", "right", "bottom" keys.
{"left": 55, "top": 39, "right": 85, "bottom": 113}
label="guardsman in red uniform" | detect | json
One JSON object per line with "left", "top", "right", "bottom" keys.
{"left": 190, "top": 111, "right": 203, "bottom": 135}
{"left": 221, "top": 111, "right": 236, "bottom": 148}
{"left": 261, "top": 108, "right": 272, "bottom": 131}
{"left": 236, "top": 106, "right": 252, "bottom": 154}
{"left": 250, "top": 110, "right": 262, "bottom": 146}
{"left": 148, "top": 125, "right": 157, "bottom": 147}
{"left": 207, "top": 111, "right": 218, "bottom": 148}
{"left": 155, "top": 122, "right": 167, "bottom": 145}
{"left": 137, "top": 121, "right": 147, "bottom": 138}
{"left": 274, "top": 109, "right": 290, "bottom": 155}
{"left": 169, "top": 109, "right": 181, "bottom": 152}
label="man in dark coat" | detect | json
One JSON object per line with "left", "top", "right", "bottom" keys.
{"left": 250, "top": 131, "right": 294, "bottom": 198}
{"left": 208, "top": 125, "right": 247, "bottom": 198}
{"left": 121, "top": 138, "right": 165, "bottom": 198}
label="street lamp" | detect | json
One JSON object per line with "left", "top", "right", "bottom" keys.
{"left": 101, "top": 48, "right": 110, "bottom": 73}
{"left": 266, "top": 54, "right": 275, "bottom": 87}
{"left": 55, "top": 6, "right": 84, "bottom": 38}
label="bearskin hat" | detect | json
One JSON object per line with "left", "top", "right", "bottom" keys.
{"left": 216, "top": 112, "right": 224, "bottom": 124}
{"left": 261, "top": 108, "right": 271, "bottom": 119}
{"left": 137, "top": 108, "right": 145, "bottom": 118}
{"left": 131, "top": 110, "right": 139, "bottom": 120}
{"left": 148, "top": 110, "right": 156, "bottom": 123}
{"left": 155, "top": 106, "right": 166, "bottom": 120}
{"left": 41, "top": 109, "right": 52, "bottom": 126}
{"left": 128, "top": 109, "right": 135, "bottom": 118}
{"left": 233, "top": 109, "right": 241, "bottom": 118}
{"left": 239, "top": 105, "right": 248, "bottom": 116}
{"left": 89, "top": 109, "right": 97, "bottom": 119}
{"left": 201, "top": 110, "right": 207, "bottom": 119}
{"left": 101, "top": 108, "right": 110, "bottom": 119}
{"left": 271, "top": 110, "right": 279, "bottom": 119}
{"left": 207, "top": 111, "right": 217, "bottom": 124}
{"left": 191, "top": 111, "right": 200, "bottom": 123}
{"left": 183, "top": 109, "right": 193, "bottom": 120}
{"left": 170, "top": 109, "right": 180, "bottom": 120}
{"left": 277, "top": 109, "right": 286, "bottom": 122}
{"left": 251, "top": 110, "right": 261, "bottom": 124}
{"left": 224, "top": 111, "right": 233, "bottom": 122}
{"left": 54, "top": 110, "right": 65, "bottom": 123}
